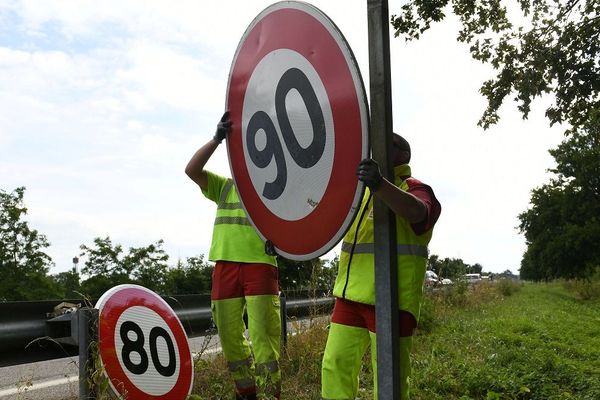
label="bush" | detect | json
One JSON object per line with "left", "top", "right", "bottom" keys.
{"left": 430, "top": 280, "right": 503, "bottom": 310}
{"left": 495, "top": 279, "right": 522, "bottom": 297}
{"left": 444, "top": 279, "right": 469, "bottom": 307}
{"left": 416, "top": 295, "right": 438, "bottom": 334}
{"left": 562, "top": 266, "right": 600, "bottom": 300}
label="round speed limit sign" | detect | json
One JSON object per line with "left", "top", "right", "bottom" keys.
{"left": 96, "top": 285, "right": 193, "bottom": 400}
{"left": 227, "top": 1, "right": 369, "bottom": 260}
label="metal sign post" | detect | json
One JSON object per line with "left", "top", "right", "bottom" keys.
{"left": 367, "top": 0, "right": 400, "bottom": 398}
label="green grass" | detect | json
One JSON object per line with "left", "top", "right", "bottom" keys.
{"left": 191, "top": 282, "right": 600, "bottom": 399}
{"left": 411, "top": 283, "right": 600, "bottom": 400}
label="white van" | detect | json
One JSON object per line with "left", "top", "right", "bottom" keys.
{"left": 425, "top": 270, "right": 440, "bottom": 286}
{"left": 465, "top": 273, "right": 481, "bottom": 283}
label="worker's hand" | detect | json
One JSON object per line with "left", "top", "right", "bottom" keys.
{"left": 213, "top": 111, "right": 232, "bottom": 143}
{"left": 357, "top": 158, "right": 383, "bottom": 191}
{"left": 265, "top": 240, "right": 278, "bottom": 256}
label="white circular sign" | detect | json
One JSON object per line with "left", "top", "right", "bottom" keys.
{"left": 227, "top": 1, "right": 369, "bottom": 260}
{"left": 96, "top": 285, "right": 193, "bottom": 400}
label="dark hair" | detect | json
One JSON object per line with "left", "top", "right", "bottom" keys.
{"left": 393, "top": 133, "right": 411, "bottom": 163}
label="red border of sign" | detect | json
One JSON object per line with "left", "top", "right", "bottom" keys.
{"left": 227, "top": 4, "right": 367, "bottom": 259}
{"left": 97, "top": 286, "right": 193, "bottom": 400}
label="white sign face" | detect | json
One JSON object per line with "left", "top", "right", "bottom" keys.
{"left": 96, "top": 285, "right": 193, "bottom": 400}
{"left": 227, "top": 1, "right": 369, "bottom": 260}
{"left": 242, "top": 48, "right": 335, "bottom": 221}
{"left": 114, "top": 306, "right": 181, "bottom": 396}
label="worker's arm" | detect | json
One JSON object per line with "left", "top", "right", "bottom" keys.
{"left": 185, "top": 140, "right": 220, "bottom": 191}
{"left": 357, "top": 158, "right": 427, "bottom": 224}
{"left": 184, "top": 111, "right": 231, "bottom": 191}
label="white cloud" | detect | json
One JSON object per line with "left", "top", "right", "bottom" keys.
{"left": 116, "top": 41, "right": 225, "bottom": 111}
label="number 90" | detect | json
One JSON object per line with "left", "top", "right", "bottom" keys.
{"left": 246, "top": 67, "right": 326, "bottom": 200}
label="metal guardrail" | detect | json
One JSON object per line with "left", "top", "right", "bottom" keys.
{"left": 0, "top": 290, "right": 334, "bottom": 368}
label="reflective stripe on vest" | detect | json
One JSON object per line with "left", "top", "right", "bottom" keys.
{"left": 215, "top": 216, "right": 252, "bottom": 226}
{"left": 218, "top": 180, "right": 234, "bottom": 205}
{"left": 215, "top": 180, "right": 251, "bottom": 226}
{"left": 219, "top": 202, "right": 243, "bottom": 210}
{"left": 341, "top": 241, "right": 429, "bottom": 258}
{"left": 218, "top": 181, "right": 243, "bottom": 209}
{"left": 333, "top": 165, "right": 434, "bottom": 315}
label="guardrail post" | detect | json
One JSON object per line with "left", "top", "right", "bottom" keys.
{"left": 279, "top": 291, "right": 287, "bottom": 348}
{"left": 78, "top": 307, "right": 98, "bottom": 400}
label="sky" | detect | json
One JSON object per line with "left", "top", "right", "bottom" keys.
{"left": 0, "top": 0, "right": 566, "bottom": 275}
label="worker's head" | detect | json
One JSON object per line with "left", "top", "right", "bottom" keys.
{"left": 392, "top": 133, "right": 411, "bottom": 166}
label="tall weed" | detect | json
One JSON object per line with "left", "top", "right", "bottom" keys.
{"left": 418, "top": 281, "right": 516, "bottom": 335}
{"left": 495, "top": 279, "right": 522, "bottom": 297}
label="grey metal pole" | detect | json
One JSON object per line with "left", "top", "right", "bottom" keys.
{"left": 367, "top": 0, "right": 400, "bottom": 398}
{"left": 78, "top": 307, "right": 98, "bottom": 400}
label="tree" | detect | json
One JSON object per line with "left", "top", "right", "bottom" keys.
{"left": 165, "top": 255, "right": 213, "bottom": 295}
{"left": 428, "top": 254, "right": 486, "bottom": 279}
{"left": 278, "top": 257, "right": 314, "bottom": 291}
{"left": 0, "top": 187, "right": 60, "bottom": 300}
{"left": 468, "top": 263, "right": 484, "bottom": 275}
{"left": 126, "top": 240, "right": 169, "bottom": 293}
{"left": 79, "top": 237, "right": 170, "bottom": 297}
{"left": 52, "top": 269, "right": 81, "bottom": 299}
{"left": 391, "top": 0, "right": 600, "bottom": 130}
{"left": 518, "top": 113, "right": 600, "bottom": 280}
{"left": 79, "top": 237, "right": 131, "bottom": 297}
{"left": 427, "top": 254, "right": 441, "bottom": 272}
{"left": 320, "top": 256, "right": 339, "bottom": 293}
{"left": 277, "top": 256, "right": 335, "bottom": 292}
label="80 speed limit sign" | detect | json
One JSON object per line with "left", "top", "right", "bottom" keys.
{"left": 227, "top": 1, "right": 369, "bottom": 260}
{"left": 96, "top": 285, "right": 193, "bottom": 400}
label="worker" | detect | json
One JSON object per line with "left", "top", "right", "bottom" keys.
{"left": 321, "top": 133, "right": 441, "bottom": 399}
{"left": 185, "top": 111, "right": 281, "bottom": 400}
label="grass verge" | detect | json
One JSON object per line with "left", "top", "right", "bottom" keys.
{"left": 412, "top": 282, "right": 600, "bottom": 400}
{"left": 192, "top": 282, "right": 600, "bottom": 399}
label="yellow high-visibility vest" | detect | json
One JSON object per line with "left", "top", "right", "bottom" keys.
{"left": 202, "top": 171, "right": 277, "bottom": 266}
{"left": 332, "top": 165, "right": 433, "bottom": 320}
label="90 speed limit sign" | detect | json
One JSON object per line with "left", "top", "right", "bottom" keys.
{"left": 96, "top": 285, "right": 193, "bottom": 400}
{"left": 227, "top": 1, "right": 369, "bottom": 260}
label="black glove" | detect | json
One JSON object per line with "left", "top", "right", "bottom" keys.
{"left": 213, "top": 111, "right": 232, "bottom": 143}
{"left": 265, "top": 240, "right": 278, "bottom": 256}
{"left": 357, "top": 158, "right": 383, "bottom": 191}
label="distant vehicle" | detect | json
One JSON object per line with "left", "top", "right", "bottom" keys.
{"left": 425, "top": 270, "right": 440, "bottom": 286}
{"left": 465, "top": 273, "right": 482, "bottom": 283}
{"left": 441, "top": 278, "right": 453, "bottom": 285}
